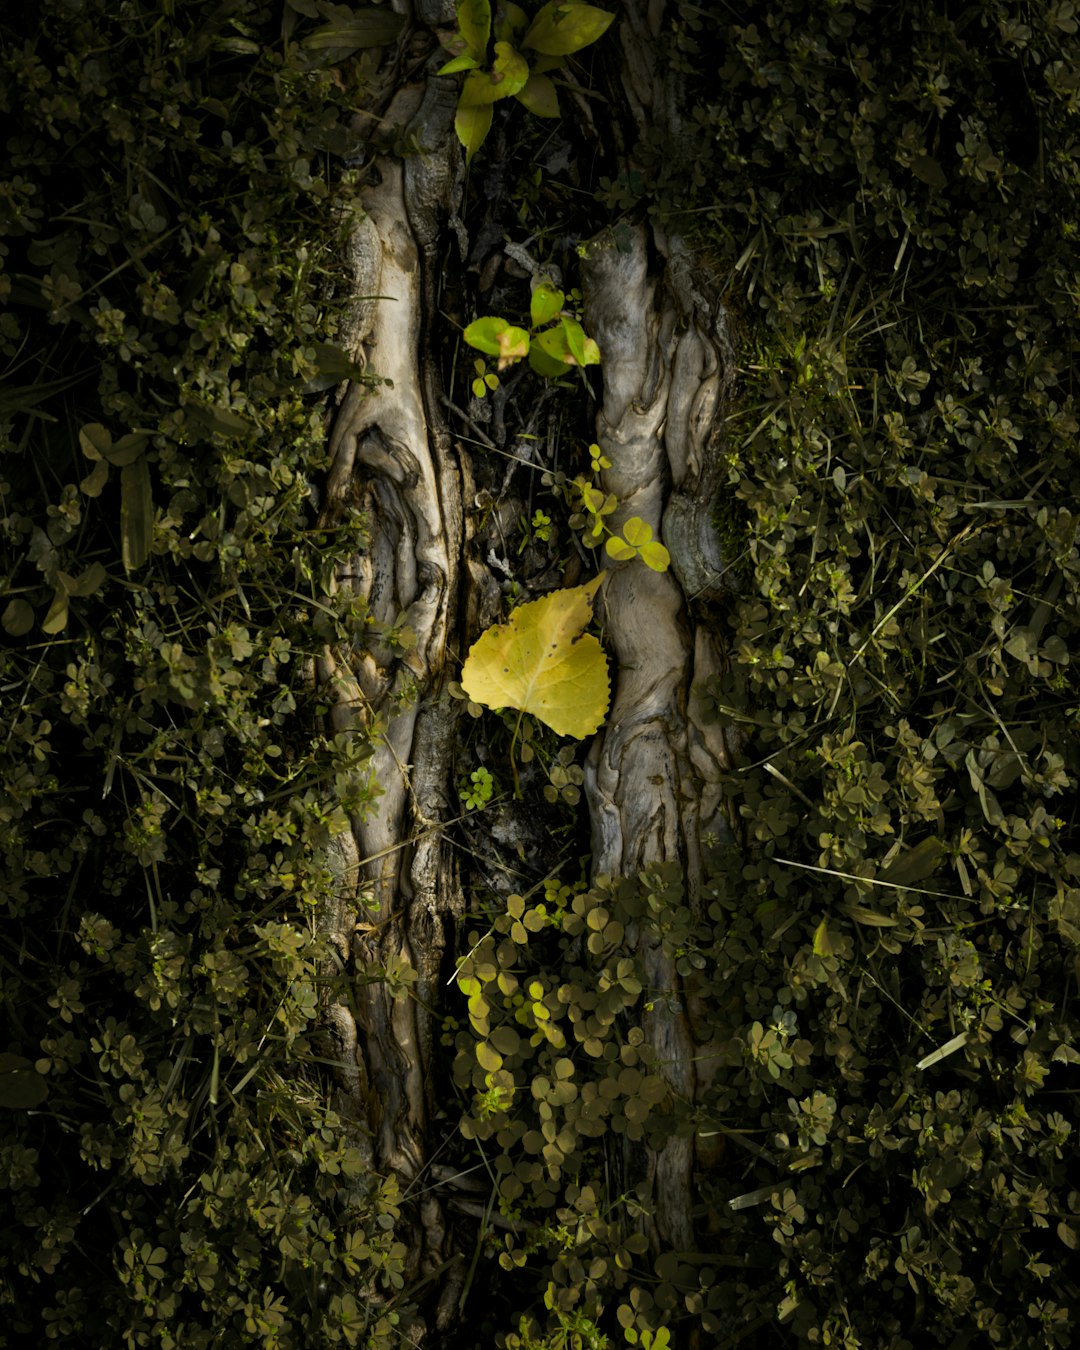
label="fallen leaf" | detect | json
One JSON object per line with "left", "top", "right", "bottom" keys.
{"left": 461, "top": 575, "right": 609, "bottom": 738}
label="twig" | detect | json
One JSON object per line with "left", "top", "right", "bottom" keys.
{"left": 439, "top": 394, "right": 497, "bottom": 449}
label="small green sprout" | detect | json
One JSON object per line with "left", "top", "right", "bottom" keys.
{"left": 439, "top": 0, "right": 616, "bottom": 165}
{"left": 605, "top": 516, "right": 671, "bottom": 572}
{"left": 461, "top": 766, "right": 495, "bottom": 810}
{"left": 472, "top": 357, "right": 500, "bottom": 398}
{"left": 588, "top": 441, "right": 612, "bottom": 471}
{"left": 463, "top": 278, "right": 602, "bottom": 381}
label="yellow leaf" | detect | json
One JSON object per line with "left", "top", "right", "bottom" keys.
{"left": 460, "top": 575, "right": 609, "bottom": 739}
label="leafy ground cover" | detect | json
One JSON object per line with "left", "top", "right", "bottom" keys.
{"left": 2, "top": 0, "right": 1080, "bottom": 1348}
{"left": 0, "top": 3, "right": 407, "bottom": 1344}
{"left": 628, "top": 2, "right": 1080, "bottom": 1344}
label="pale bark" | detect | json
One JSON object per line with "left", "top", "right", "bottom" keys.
{"left": 576, "top": 0, "right": 739, "bottom": 1255}
{"left": 315, "top": 69, "right": 465, "bottom": 1314}
{"left": 582, "top": 223, "right": 736, "bottom": 1253}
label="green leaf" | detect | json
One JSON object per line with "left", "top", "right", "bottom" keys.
{"left": 605, "top": 535, "right": 636, "bottom": 562}
{"left": 494, "top": 327, "right": 531, "bottom": 366}
{"left": 1, "top": 598, "right": 34, "bottom": 637}
{"left": 79, "top": 422, "right": 112, "bottom": 461}
{"left": 438, "top": 53, "right": 480, "bottom": 74}
{"left": 620, "top": 516, "right": 653, "bottom": 547}
{"left": 528, "top": 341, "right": 572, "bottom": 378}
{"left": 878, "top": 837, "right": 945, "bottom": 887}
{"left": 531, "top": 324, "right": 574, "bottom": 370}
{"left": 915, "top": 1031, "right": 969, "bottom": 1071}
{"left": 531, "top": 51, "right": 568, "bottom": 75}
{"left": 79, "top": 457, "right": 110, "bottom": 498}
{"left": 0, "top": 1054, "right": 48, "bottom": 1110}
{"left": 523, "top": 1, "right": 614, "bottom": 56}
{"left": 458, "top": 44, "right": 530, "bottom": 105}
{"left": 1042, "top": 634, "right": 1069, "bottom": 664}
{"left": 812, "top": 918, "right": 836, "bottom": 956}
{"left": 303, "top": 340, "right": 368, "bottom": 393}
{"left": 581, "top": 484, "right": 616, "bottom": 517}
{"left": 455, "top": 100, "right": 494, "bottom": 165}
{"left": 494, "top": 1, "right": 529, "bottom": 41}
{"left": 464, "top": 317, "right": 505, "bottom": 355}
{"left": 562, "top": 316, "right": 591, "bottom": 365}
{"left": 842, "top": 904, "right": 899, "bottom": 928}
{"left": 185, "top": 404, "right": 257, "bottom": 438}
{"left": 42, "top": 587, "right": 69, "bottom": 634}
{"left": 213, "top": 36, "right": 260, "bottom": 55}
{"left": 476, "top": 1040, "right": 503, "bottom": 1071}
{"left": 529, "top": 321, "right": 600, "bottom": 372}
{"left": 463, "top": 317, "right": 530, "bottom": 366}
{"left": 530, "top": 279, "right": 565, "bottom": 327}
{"left": 302, "top": 10, "right": 405, "bottom": 52}
{"left": 534, "top": 318, "right": 600, "bottom": 369}
{"left": 516, "top": 71, "right": 560, "bottom": 117}
{"left": 0, "top": 373, "right": 85, "bottom": 418}
{"left": 617, "top": 517, "right": 669, "bottom": 570}
{"left": 455, "top": 0, "right": 491, "bottom": 62}
{"left": 102, "top": 432, "right": 149, "bottom": 467}
{"left": 121, "top": 455, "right": 154, "bottom": 572}
{"left": 638, "top": 539, "right": 671, "bottom": 572}
{"left": 911, "top": 155, "right": 947, "bottom": 188}
{"left": 69, "top": 561, "right": 107, "bottom": 598}
{"left": 491, "top": 40, "right": 530, "bottom": 96}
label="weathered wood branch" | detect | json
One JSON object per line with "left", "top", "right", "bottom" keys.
{"left": 315, "top": 70, "right": 464, "bottom": 1304}
{"left": 581, "top": 0, "right": 739, "bottom": 1256}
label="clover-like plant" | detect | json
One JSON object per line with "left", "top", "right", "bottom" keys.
{"left": 571, "top": 477, "right": 672, "bottom": 572}
{"left": 79, "top": 422, "right": 154, "bottom": 573}
{"left": 461, "top": 765, "right": 496, "bottom": 810}
{"left": 440, "top": 0, "right": 615, "bottom": 164}
{"left": 464, "top": 277, "right": 601, "bottom": 381}
{"left": 604, "top": 515, "right": 671, "bottom": 572}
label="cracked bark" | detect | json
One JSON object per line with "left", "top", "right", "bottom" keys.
{"left": 580, "top": 0, "right": 739, "bottom": 1258}
{"left": 314, "top": 63, "right": 465, "bottom": 1314}
{"left": 581, "top": 222, "right": 736, "bottom": 1253}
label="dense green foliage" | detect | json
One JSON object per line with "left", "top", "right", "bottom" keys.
{"left": 4, "top": 0, "right": 1080, "bottom": 1348}
{"left": 634, "top": 1, "right": 1078, "bottom": 1344}
{"left": 0, "top": 3, "right": 407, "bottom": 1345}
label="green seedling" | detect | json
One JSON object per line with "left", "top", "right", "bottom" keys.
{"left": 439, "top": 0, "right": 615, "bottom": 164}
{"left": 461, "top": 766, "right": 495, "bottom": 810}
{"left": 570, "top": 477, "right": 670, "bottom": 572}
{"left": 472, "top": 357, "right": 501, "bottom": 398}
{"left": 464, "top": 277, "right": 601, "bottom": 380}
